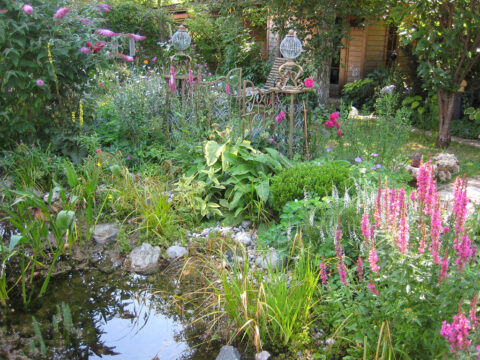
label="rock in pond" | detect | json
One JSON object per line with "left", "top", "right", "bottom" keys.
{"left": 216, "top": 345, "right": 241, "bottom": 360}
{"left": 127, "top": 243, "right": 161, "bottom": 274}
{"left": 166, "top": 245, "right": 188, "bottom": 259}
{"left": 92, "top": 223, "right": 119, "bottom": 245}
{"left": 255, "top": 351, "right": 271, "bottom": 360}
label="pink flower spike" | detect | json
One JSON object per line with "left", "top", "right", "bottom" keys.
{"left": 369, "top": 246, "right": 380, "bottom": 273}
{"left": 96, "top": 29, "right": 118, "bottom": 37}
{"left": 356, "top": 257, "right": 364, "bottom": 282}
{"left": 325, "top": 120, "right": 335, "bottom": 129}
{"left": 22, "top": 4, "right": 33, "bottom": 14}
{"left": 53, "top": 7, "right": 70, "bottom": 19}
{"left": 267, "top": 138, "right": 274, "bottom": 143}
{"left": 36, "top": 79, "right": 44, "bottom": 86}
{"left": 128, "top": 33, "right": 147, "bottom": 41}
{"left": 319, "top": 261, "right": 328, "bottom": 285}
{"left": 225, "top": 83, "right": 231, "bottom": 95}
{"left": 441, "top": 311, "right": 471, "bottom": 353}
{"left": 368, "top": 282, "right": 379, "bottom": 296}
{"left": 80, "top": 47, "right": 91, "bottom": 54}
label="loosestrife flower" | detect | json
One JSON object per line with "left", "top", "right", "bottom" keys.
{"left": 356, "top": 257, "right": 364, "bottom": 282}
{"left": 81, "top": 18, "right": 93, "bottom": 25}
{"left": 319, "top": 261, "right": 328, "bottom": 285}
{"left": 429, "top": 197, "right": 442, "bottom": 263}
{"left": 439, "top": 248, "right": 449, "bottom": 284}
{"left": 361, "top": 212, "right": 372, "bottom": 246}
{"left": 80, "top": 47, "right": 91, "bottom": 54}
{"left": 369, "top": 245, "right": 379, "bottom": 273}
{"left": 151, "top": 56, "right": 157, "bottom": 63}
{"left": 368, "top": 282, "right": 379, "bottom": 296}
{"left": 453, "top": 177, "right": 469, "bottom": 234}
{"left": 455, "top": 232, "right": 474, "bottom": 272}
{"left": 267, "top": 138, "right": 274, "bottom": 143}
{"left": 225, "top": 83, "right": 230, "bottom": 95}
{"left": 441, "top": 311, "right": 471, "bottom": 353}
{"left": 53, "top": 7, "right": 70, "bottom": 19}
{"left": 335, "top": 228, "right": 348, "bottom": 285}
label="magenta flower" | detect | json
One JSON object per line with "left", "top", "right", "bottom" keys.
{"left": 151, "top": 56, "right": 157, "bottom": 63}
{"left": 275, "top": 110, "right": 286, "bottom": 124}
{"left": 356, "top": 256, "right": 364, "bottom": 282}
{"left": 335, "top": 228, "right": 348, "bottom": 285}
{"left": 22, "top": 4, "right": 33, "bottom": 14}
{"left": 122, "top": 55, "right": 134, "bottom": 62}
{"left": 304, "top": 78, "right": 314, "bottom": 88}
{"left": 368, "top": 282, "right": 379, "bottom": 296}
{"left": 319, "top": 261, "right": 328, "bottom": 285}
{"left": 325, "top": 120, "right": 335, "bottom": 129}
{"left": 97, "top": 3, "right": 110, "bottom": 12}
{"left": 441, "top": 312, "right": 471, "bottom": 353}
{"left": 36, "top": 79, "right": 44, "bottom": 86}
{"left": 439, "top": 248, "right": 449, "bottom": 284}
{"left": 128, "top": 33, "right": 146, "bottom": 41}
{"left": 369, "top": 246, "right": 379, "bottom": 273}
{"left": 208, "top": 72, "right": 212, "bottom": 76}
{"left": 80, "top": 47, "right": 91, "bottom": 54}
{"left": 267, "top": 138, "right": 274, "bottom": 143}
{"left": 454, "top": 232, "right": 473, "bottom": 272}
{"left": 96, "top": 29, "right": 118, "bottom": 37}
{"left": 53, "top": 7, "right": 70, "bottom": 19}
{"left": 361, "top": 212, "right": 371, "bottom": 245}
{"left": 225, "top": 83, "right": 230, "bottom": 95}
{"left": 330, "top": 112, "right": 340, "bottom": 121}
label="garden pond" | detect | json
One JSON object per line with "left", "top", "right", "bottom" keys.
{"left": 0, "top": 223, "right": 229, "bottom": 360}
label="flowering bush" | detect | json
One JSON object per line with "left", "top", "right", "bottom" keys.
{"left": 320, "top": 161, "right": 480, "bottom": 358}
{"left": 0, "top": 0, "right": 131, "bottom": 147}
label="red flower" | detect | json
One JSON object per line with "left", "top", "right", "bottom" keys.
{"left": 337, "top": 129, "right": 345, "bottom": 136}
{"left": 304, "top": 78, "right": 314, "bottom": 88}
{"left": 330, "top": 112, "right": 340, "bottom": 121}
{"left": 325, "top": 120, "right": 335, "bottom": 129}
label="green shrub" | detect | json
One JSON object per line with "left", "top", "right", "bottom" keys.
{"left": 270, "top": 161, "right": 352, "bottom": 211}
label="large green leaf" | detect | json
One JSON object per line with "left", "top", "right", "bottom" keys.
{"left": 204, "top": 141, "right": 226, "bottom": 167}
{"left": 255, "top": 179, "right": 270, "bottom": 202}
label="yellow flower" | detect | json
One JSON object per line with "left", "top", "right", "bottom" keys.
{"left": 144, "top": 60, "right": 148, "bottom": 65}
{"left": 108, "top": 195, "right": 113, "bottom": 199}
{"left": 72, "top": 111, "right": 76, "bottom": 123}
{"left": 96, "top": 162, "right": 101, "bottom": 167}
{"left": 79, "top": 101, "right": 84, "bottom": 128}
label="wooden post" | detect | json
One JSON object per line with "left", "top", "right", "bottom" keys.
{"left": 289, "top": 93, "right": 294, "bottom": 158}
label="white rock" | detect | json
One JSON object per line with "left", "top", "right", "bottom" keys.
{"left": 166, "top": 245, "right": 188, "bottom": 259}
{"left": 92, "top": 224, "right": 119, "bottom": 245}
{"left": 235, "top": 231, "right": 252, "bottom": 246}
{"left": 128, "top": 243, "right": 161, "bottom": 273}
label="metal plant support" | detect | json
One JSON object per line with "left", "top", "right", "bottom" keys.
{"left": 242, "top": 30, "right": 310, "bottom": 158}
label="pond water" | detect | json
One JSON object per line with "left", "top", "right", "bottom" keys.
{"left": 0, "top": 265, "right": 221, "bottom": 360}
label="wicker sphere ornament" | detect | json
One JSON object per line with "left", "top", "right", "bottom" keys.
{"left": 280, "top": 30, "right": 302, "bottom": 60}
{"left": 171, "top": 25, "right": 191, "bottom": 51}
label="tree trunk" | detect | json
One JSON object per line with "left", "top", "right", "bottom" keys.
{"left": 436, "top": 90, "right": 456, "bottom": 148}
{"left": 315, "top": 60, "right": 330, "bottom": 105}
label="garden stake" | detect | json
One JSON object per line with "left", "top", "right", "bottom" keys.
{"left": 303, "top": 100, "right": 309, "bottom": 161}
{"left": 289, "top": 93, "right": 294, "bottom": 158}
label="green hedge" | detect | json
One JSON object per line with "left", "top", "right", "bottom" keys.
{"left": 270, "top": 161, "right": 352, "bottom": 212}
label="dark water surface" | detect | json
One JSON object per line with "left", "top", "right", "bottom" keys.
{"left": 0, "top": 267, "right": 220, "bottom": 360}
